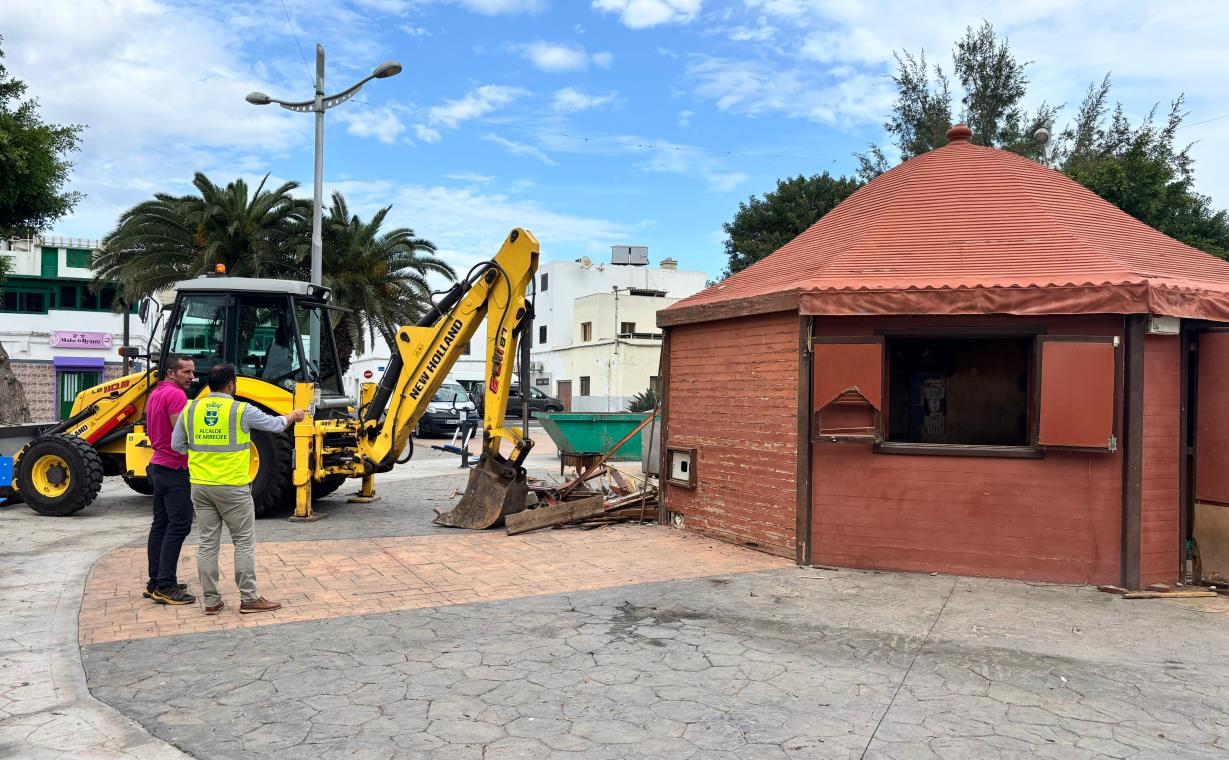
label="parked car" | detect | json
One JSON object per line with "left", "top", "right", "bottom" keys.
{"left": 506, "top": 385, "right": 564, "bottom": 418}
{"left": 415, "top": 382, "right": 477, "bottom": 437}
{"left": 455, "top": 380, "right": 565, "bottom": 418}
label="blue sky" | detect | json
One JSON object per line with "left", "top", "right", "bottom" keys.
{"left": 5, "top": 0, "right": 1229, "bottom": 279}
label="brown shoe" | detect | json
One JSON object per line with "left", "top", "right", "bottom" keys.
{"left": 203, "top": 601, "right": 226, "bottom": 616}
{"left": 239, "top": 597, "right": 282, "bottom": 614}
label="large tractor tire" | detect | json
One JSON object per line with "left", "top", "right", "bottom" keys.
{"left": 18, "top": 435, "right": 105, "bottom": 516}
{"left": 313, "top": 475, "right": 347, "bottom": 501}
{"left": 122, "top": 475, "right": 155, "bottom": 496}
{"left": 250, "top": 428, "right": 293, "bottom": 517}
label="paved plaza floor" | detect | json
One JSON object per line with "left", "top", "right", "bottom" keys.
{"left": 4, "top": 435, "right": 1229, "bottom": 758}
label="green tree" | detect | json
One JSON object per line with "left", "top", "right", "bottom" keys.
{"left": 322, "top": 192, "right": 453, "bottom": 372}
{"left": 722, "top": 172, "right": 861, "bottom": 276}
{"left": 0, "top": 36, "right": 84, "bottom": 237}
{"left": 625, "top": 386, "right": 658, "bottom": 413}
{"left": 94, "top": 172, "right": 308, "bottom": 302}
{"left": 859, "top": 21, "right": 1229, "bottom": 255}
{"left": 0, "top": 36, "right": 82, "bottom": 422}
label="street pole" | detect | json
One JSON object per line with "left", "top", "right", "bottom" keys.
{"left": 311, "top": 45, "right": 325, "bottom": 289}
{"left": 246, "top": 51, "right": 402, "bottom": 370}
{"left": 309, "top": 46, "right": 326, "bottom": 366}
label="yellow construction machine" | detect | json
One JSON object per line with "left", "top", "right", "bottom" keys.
{"left": 0, "top": 228, "right": 540, "bottom": 528}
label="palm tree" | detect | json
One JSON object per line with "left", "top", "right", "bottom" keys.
{"left": 94, "top": 172, "right": 307, "bottom": 303}
{"left": 322, "top": 192, "right": 454, "bottom": 373}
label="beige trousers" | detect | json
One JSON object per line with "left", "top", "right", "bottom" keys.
{"left": 191, "top": 484, "right": 259, "bottom": 606}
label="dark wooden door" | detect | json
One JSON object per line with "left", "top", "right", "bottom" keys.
{"left": 557, "top": 380, "right": 572, "bottom": 412}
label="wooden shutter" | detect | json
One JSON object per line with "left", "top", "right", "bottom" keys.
{"left": 1196, "top": 331, "right": 1229, "bottom": 505}
{"left": 811, "top": 338, "right": 883, "bottom": 443}
{"left": 1036, "top": 336, "right": 1118, "bottom": 450}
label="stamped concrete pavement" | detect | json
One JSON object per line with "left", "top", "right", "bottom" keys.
{"left": 7, "top": 430, "right": 1229, "bottom": 759}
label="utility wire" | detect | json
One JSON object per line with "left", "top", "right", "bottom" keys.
{"left": 277, "top": 0, "right": 313, "bottom": 85}
{"left": 348, "top": 96, "right": 848, "bottom": 166}
{"left": 1178, "top": 113, "right": 1229, "bottom": 130}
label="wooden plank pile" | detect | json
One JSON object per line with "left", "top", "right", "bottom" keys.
{"left": 507, "top": 466, "right": 659, "bottom": 535}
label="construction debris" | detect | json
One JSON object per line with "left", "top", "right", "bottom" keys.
{"left": 510, "top": 469, "right": 659, "bottom": 535}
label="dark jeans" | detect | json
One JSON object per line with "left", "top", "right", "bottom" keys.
{"left": 146, "top": 464, "right": 193, "bottom": 589}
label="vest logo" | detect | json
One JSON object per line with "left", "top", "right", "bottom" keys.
{"left": 204, "top": 409, "right": 220, "bottom": 426}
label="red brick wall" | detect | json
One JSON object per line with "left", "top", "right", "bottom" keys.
{"left": 1140, "top": 335, "right": 1180, "bottom": 585}
{"left": 810, "top": 315, "right": 1124, "bottom": 585}
{"left": 665, "top": 312, "right": 798, "bottom": 558}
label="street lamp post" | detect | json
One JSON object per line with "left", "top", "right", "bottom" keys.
{"left": 246, "top": 45, "right": 402, "bottom": 288}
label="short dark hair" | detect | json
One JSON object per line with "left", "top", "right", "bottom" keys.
{"left": 164, "top": 355, "right": 192, "bottom": 376}
{"left": 208, "top": 363, "right": 237, "bottom": 392}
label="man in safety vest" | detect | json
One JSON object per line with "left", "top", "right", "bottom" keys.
{"left": 171, "top": 363, "right": 306, "bottom": 615}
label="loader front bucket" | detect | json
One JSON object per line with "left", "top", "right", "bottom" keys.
{"left": 433, "top": 453, "right": 529, "bottom": 529}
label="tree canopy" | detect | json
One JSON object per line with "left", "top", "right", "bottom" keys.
{"left": 98, "top": 174, "right": 456, "bottom": 370}
{"left": 322, "top": 192, "right": 454, "bottom": 371}
{"left": 860, "top": 21, "right": 1229, "bottom": 256}
{"left": 95, "top": 172, "right": 308, "bottom": 301}
{"left": 0, "top": 36, "right": 84, "bottom": 237}
{"left": 722, "top": 172, "right": 861, "bottom": 277}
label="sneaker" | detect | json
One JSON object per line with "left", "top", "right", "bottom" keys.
{"left": 143, "top": 582, "right": 187, "bottom": 600}
{"left": 239, "top": 597, "right": 282, "bottom": 614}
{"left": 151, "top": 587, "right": 196, "bottom": 605}
{"left": 203, "top": 601, "right": 226, "bottom": 616}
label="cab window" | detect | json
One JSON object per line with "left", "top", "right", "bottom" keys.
{"left": 235, "top": 295, "right": 301, "bottom": 388}
{"left": 295, "top": 302, "right": 343, "bottom": 394}
{"left": 167, "top": 295, "right": 227, "bottom": 372}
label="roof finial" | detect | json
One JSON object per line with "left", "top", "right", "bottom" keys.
{"left": 946, "top": 124, "right": 972, "bottom": 144}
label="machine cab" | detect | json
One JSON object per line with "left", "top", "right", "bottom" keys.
{"left": 159, "top": 276, "right": 345, "bottom": 397}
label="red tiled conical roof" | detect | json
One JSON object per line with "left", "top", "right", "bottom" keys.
{"left": 661, "top": 127, "right": 1229, "bottom": 326}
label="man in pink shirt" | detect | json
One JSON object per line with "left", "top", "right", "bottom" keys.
{"left": 143, "top": 355, "right": 197, "bottom": 605}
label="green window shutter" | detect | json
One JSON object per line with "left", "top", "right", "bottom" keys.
{"left": 40, "top": 249, "right": 58, "bottom": 278}
{"left": 66, "top": 248, "right": 93, "bottom": 268}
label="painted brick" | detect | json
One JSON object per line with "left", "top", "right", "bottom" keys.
{"left": 665, "top": 311, "right": 799, "bottom": 558}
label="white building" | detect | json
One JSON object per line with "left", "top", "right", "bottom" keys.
{"left": 344, "top": 247, "right": 708, "bottom": 412}
{"left": 1, "top": 236, "right": 147, "bottom": 421}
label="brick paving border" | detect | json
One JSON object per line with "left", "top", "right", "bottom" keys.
{"left": 80, "top": 525, "right": 789, "bottom": 645}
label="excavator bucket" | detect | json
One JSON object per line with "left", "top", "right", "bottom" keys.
{"left": 433, "top": 453, "right": 529, "bottom": 529}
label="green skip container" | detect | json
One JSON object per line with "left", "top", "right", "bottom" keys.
{"left": 536, "top": 412, "right": 651, "bottom": 461}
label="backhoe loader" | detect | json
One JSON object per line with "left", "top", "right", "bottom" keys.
{"left": 0, "top": 228, "right": 540, "bottom": 529}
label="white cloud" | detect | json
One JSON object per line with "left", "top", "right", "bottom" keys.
{"left": 444, "top": 172, "right": 495, "bottom": 183}
{"left": 337, "top": 107, "right": 406, "bottom": 144}
{"left": 677, "top": 109, "right": 693, "bottom": 127}
{"left": 483, "top": 133, "right": 559, "bottom": 165}
{"left": 534, "top": 130, "right": 747, "bottom": 192}
{"left": 592, "top": 0, "right": 703, "bottom": 29}
{"left": 728, "top": 0, "right": 1229, "bottom": 205}
{"left": 400, "top": 24, "right": 431, "bottom": 36}
{"left": 414, "top": 124, "right": 443, "bottom": 143}
{"left": 328, "top": 179, "right": 632, "bottom": 274}
{"left": 552, "top": 87, "right": 618, "bottom": 113}
{"left": 512, "top": 42, "right": 614, "bottom": 73}
{"left": 1, "top": 0, "right": 308, "bottom": 235}
{"left": 450, "top": 0, "right": 545, "bottom": 14}
{"left": 686, "top": 55, "right": 894, "bottom": 126}
{"left": 429, "top": 85, "right": 529, "bottom": 127}
{"left": 517, "top": 42, "right": 589, "bottom": 72}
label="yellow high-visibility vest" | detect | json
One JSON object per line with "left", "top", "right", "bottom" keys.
{"left": 182, "top": 397, "right": 251, "bottom": 486}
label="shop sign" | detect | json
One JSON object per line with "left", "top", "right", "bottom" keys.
{"left": 50, "top": 331, "right": 113, "bottom": 349}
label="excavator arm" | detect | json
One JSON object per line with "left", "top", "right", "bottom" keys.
{"left": 358, "top": 228, "right": 540, "bottom": 527}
